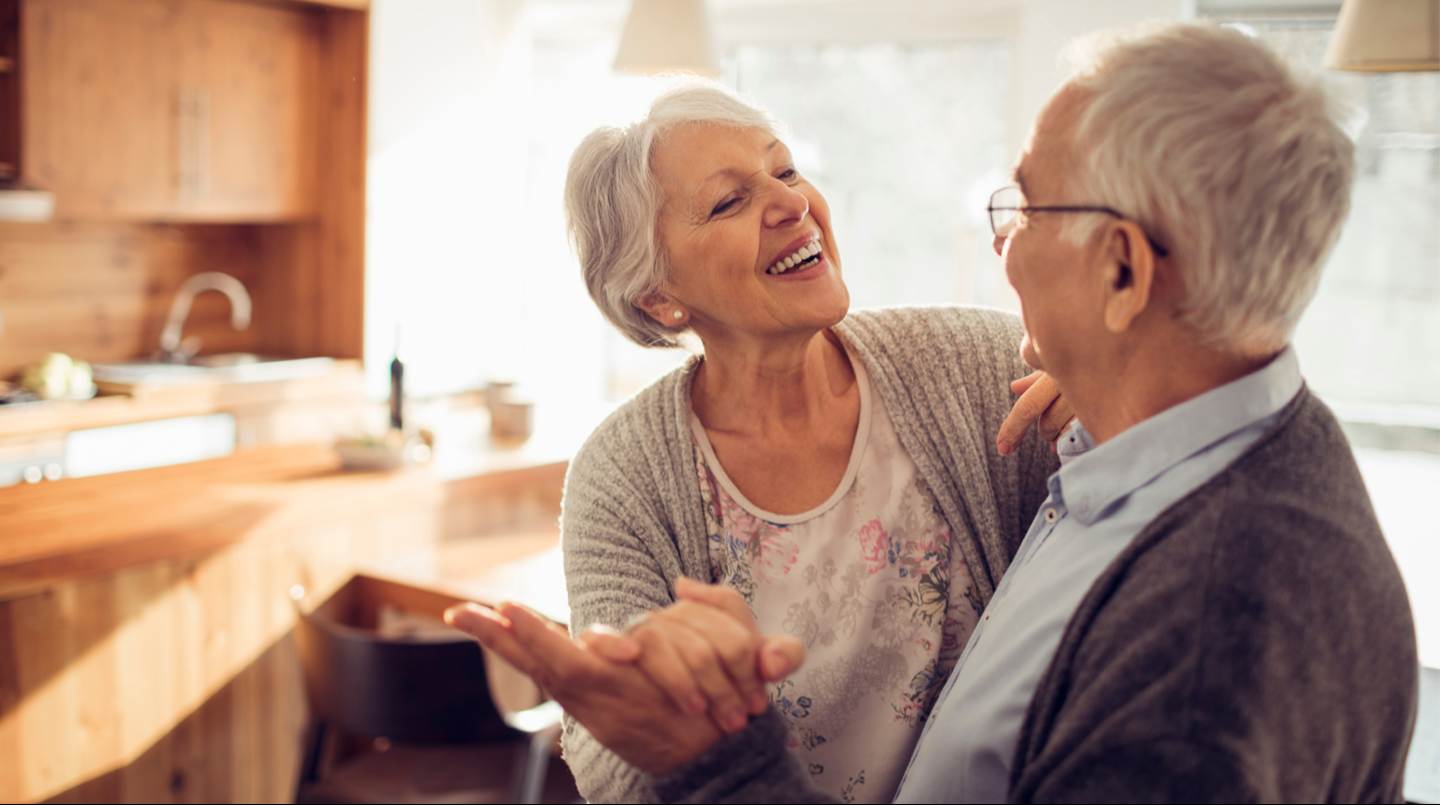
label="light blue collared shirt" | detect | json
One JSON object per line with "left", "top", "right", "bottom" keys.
{"left": 893, "top": 348, "right": 1304, "bottom": 803}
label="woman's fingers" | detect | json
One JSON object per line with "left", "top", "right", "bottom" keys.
{"left": 997, "top": 371, "right": 1061, "bottom": 455}
{"left": 578, "top": 623, "right": 642, "bottom": 663}
{"left": 1038, "top": 394, "right": 1077, "bottom": 444}
{"left": 674, "top": 577, "right": 759, "bottom": 636}
{"left": 1010, "top": 371, "right": 1042, "bottom": 395}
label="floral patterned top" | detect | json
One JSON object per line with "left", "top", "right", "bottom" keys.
{"left": 689, "top": 348, "right": 984, "bottom": 804}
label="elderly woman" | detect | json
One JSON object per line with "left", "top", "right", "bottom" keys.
{"left": 552, "top": 83, "right": 1058, "bottom": 803}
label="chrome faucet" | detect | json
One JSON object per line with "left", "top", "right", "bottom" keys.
{"left": 157, "top": 272, "right": 252, "bottom": 364}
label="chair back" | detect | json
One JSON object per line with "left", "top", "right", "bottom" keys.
{"left": 292, "top": 575, "right": 516, "bottom": 744}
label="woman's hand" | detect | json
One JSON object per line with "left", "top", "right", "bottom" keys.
{"left": 443, "top": 583, "right": 805, "bottom": 776}
{"left": 997, "top": 370, "right": 1075, "bottom": 455}
{"left": 580, "top": 578, "right": 803, "bottom": 735}
{"left": 444, "top": 600, "right": 726, "bottom": 776}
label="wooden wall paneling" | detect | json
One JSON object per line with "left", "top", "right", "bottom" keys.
{"left": 251, "top": 223, "right": 310, "bottom": 359}
{"left": 0, "top": 222, "right": 269, "bottom": 380}
{"left": 21, "top": 0, "right": 178, "bottom": 219}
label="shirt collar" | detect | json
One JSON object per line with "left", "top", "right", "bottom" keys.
{"left": 1055, "top": 347, "right": 1303, "bottom": 525}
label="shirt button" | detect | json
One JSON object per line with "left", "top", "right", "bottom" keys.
{"left": 1044, "top": 508, "right": 1058, "bottom": 523}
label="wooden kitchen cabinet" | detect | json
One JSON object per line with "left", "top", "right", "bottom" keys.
{"left": 22, "top": 0, "right": 321, "bottom": 221}
{"left": 21, "top": 0, "right": 176, "bottom": 218}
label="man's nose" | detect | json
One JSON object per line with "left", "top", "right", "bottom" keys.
{"left": 993, "top": 233, "right": 1007, "bottom": 256}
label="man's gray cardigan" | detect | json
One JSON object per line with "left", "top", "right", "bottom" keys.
{"left": 658, "top": 389, "right": 1420, "bottom": 803}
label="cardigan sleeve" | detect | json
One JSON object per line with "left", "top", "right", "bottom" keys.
{"left": 985, "top": 315, "right": 1060, "bottom": 551}
{"left": 655, "top": 709, "right": 836, "bottom": 804}
{"left": 558, "top": 425, "right": 685, "bottom": 803}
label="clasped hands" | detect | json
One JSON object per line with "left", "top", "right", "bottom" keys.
{"left": 444, "top": 578, "right": 805, "bottom": 777}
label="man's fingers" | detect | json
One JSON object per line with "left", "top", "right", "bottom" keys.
{"left": 657, "top": 623, "right": 752, "bottom": 733}
{"left": 631, "top": 627, "right": 710, "bottom": 716}
{"left": 444, "top": 602, "right": 542, "bottom": 679}
{"left": 758, "top": 635, "right": 806, "bottom": 682}
{"left": 674, "top": 577, "right": 758, "bottom": 635}
{"left": 664, "top": 603, "right": 766, "bottom": 715}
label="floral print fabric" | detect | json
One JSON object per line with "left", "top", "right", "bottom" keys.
{"left": 689, "top": 352, "right": 983, "bottom": 803}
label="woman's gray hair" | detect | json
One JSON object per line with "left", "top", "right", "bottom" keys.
{"left": 1062, "top": 22, "right": 1355, "bottom": 354}
{"left": 565, "top": 81, "right": 778, "bottom": 348}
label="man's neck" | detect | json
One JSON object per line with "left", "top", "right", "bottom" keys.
{"left": 1064, "top": 341, "right": 1281, "bottom": 445}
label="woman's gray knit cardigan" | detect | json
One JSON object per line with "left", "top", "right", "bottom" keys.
{"left": 559, "top": 306, "right": 1058, "bottom": 802}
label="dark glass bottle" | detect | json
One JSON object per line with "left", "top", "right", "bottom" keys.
{"left": 388, "top": 330, "right": 404, "bottom": 432}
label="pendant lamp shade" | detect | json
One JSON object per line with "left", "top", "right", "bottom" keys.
{"left": 1326, "top": 0, "right": 1440, "bottom": 72}
{"left": 614, "top": 0, "right": 720, "bottom": 77}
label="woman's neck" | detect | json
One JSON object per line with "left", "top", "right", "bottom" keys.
{"left": 691, "top": 329, "right": 855, "bottom": 437}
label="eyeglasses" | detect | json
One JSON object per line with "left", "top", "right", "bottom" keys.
{"left": 987, "top": 184, "right": 1169, "bottom": 258}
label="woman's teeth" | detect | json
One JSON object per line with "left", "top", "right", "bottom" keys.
{"left": 766, "top": 240, "right": 822, "bottom": 275}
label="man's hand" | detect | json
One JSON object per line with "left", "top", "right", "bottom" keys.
{"left": 997, "top": 370, "right": 1075, "bottom": 455}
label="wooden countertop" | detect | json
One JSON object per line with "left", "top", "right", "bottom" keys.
{"left": 0, "top": 360, "right": 366, "bottom": 440}
{"left": 0, "top": 441, "right": 568, "bottom": 600}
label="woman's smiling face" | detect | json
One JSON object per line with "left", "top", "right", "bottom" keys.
{"left": 648, "top": 123, "right": 849, "bottom": 344}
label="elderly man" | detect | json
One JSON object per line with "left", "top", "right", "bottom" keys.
{"left": 450, "top": 21, "right": 1419, "bottom": 803}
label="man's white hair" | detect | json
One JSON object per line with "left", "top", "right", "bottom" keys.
{"left": 1062, "top": 22, "right": 1355, "bottom": 353}
{"left": 565, "top": 81, "right": 777, "bottom": 348}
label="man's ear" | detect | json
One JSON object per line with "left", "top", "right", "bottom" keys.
{"left": 1100, "top": 221, "right": 1156, "bottom": 334}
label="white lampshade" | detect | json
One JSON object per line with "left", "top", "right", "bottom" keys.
{"left": 614, "top": 0, "right": 720, "bottom": 78}
{"left": 1326, "top": 0, "right": 1440, "bottom": 72}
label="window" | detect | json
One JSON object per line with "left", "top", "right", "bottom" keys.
{"left": 732, "top": 41, "right": 1014, "bottom": 314}
{"left": 1206, "top": 13, "right": 1440, "bottom": 418}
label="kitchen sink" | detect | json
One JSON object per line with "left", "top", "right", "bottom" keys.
{"left": 92, "top": 354, "right": 335, "bottom": 386}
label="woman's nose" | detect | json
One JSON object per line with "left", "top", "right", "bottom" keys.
{"left": 763, "top": 182, "right": 810, "bottom": 228}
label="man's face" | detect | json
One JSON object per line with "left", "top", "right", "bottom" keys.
{"left": 995, "top": 84, "right": 1105, "bottom": 379}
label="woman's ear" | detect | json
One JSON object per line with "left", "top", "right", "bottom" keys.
{"left": 637, "top": 290, "right": 685, "bottom": 327}
{"left": 1101, "top": 221, "right": 1156, "bottom": 334}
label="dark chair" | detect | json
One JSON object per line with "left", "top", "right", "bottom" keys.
{"left": 291, "top": 575, "right": 572, "bottom": 804}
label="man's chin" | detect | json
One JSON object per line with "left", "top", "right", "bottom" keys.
{"left": 1020, "top": 333, "right": 1044, "bottom": 371}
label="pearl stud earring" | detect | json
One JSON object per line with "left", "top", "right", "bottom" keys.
{"left": 672, "top": 310, "right": 684, "bottom": 321}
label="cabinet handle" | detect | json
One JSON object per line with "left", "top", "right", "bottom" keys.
{"left": 193, "top": 90, "right": 210, "bottom": 199}
{"left": 176, "top": 89, "right": 193, "bottom": 200}
{"left": 176, "top": 89, "right": 209, "bottom": 202}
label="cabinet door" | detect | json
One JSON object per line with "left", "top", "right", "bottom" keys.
{"left": 176, "top": 0, "right": 320, "bottom": 220}
{"left": 22, "top": 0, "right": 179, "bottom": 218}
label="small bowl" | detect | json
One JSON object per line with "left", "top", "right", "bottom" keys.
{"left": 335, "top": 437, "right": 406, "bottom": 472}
